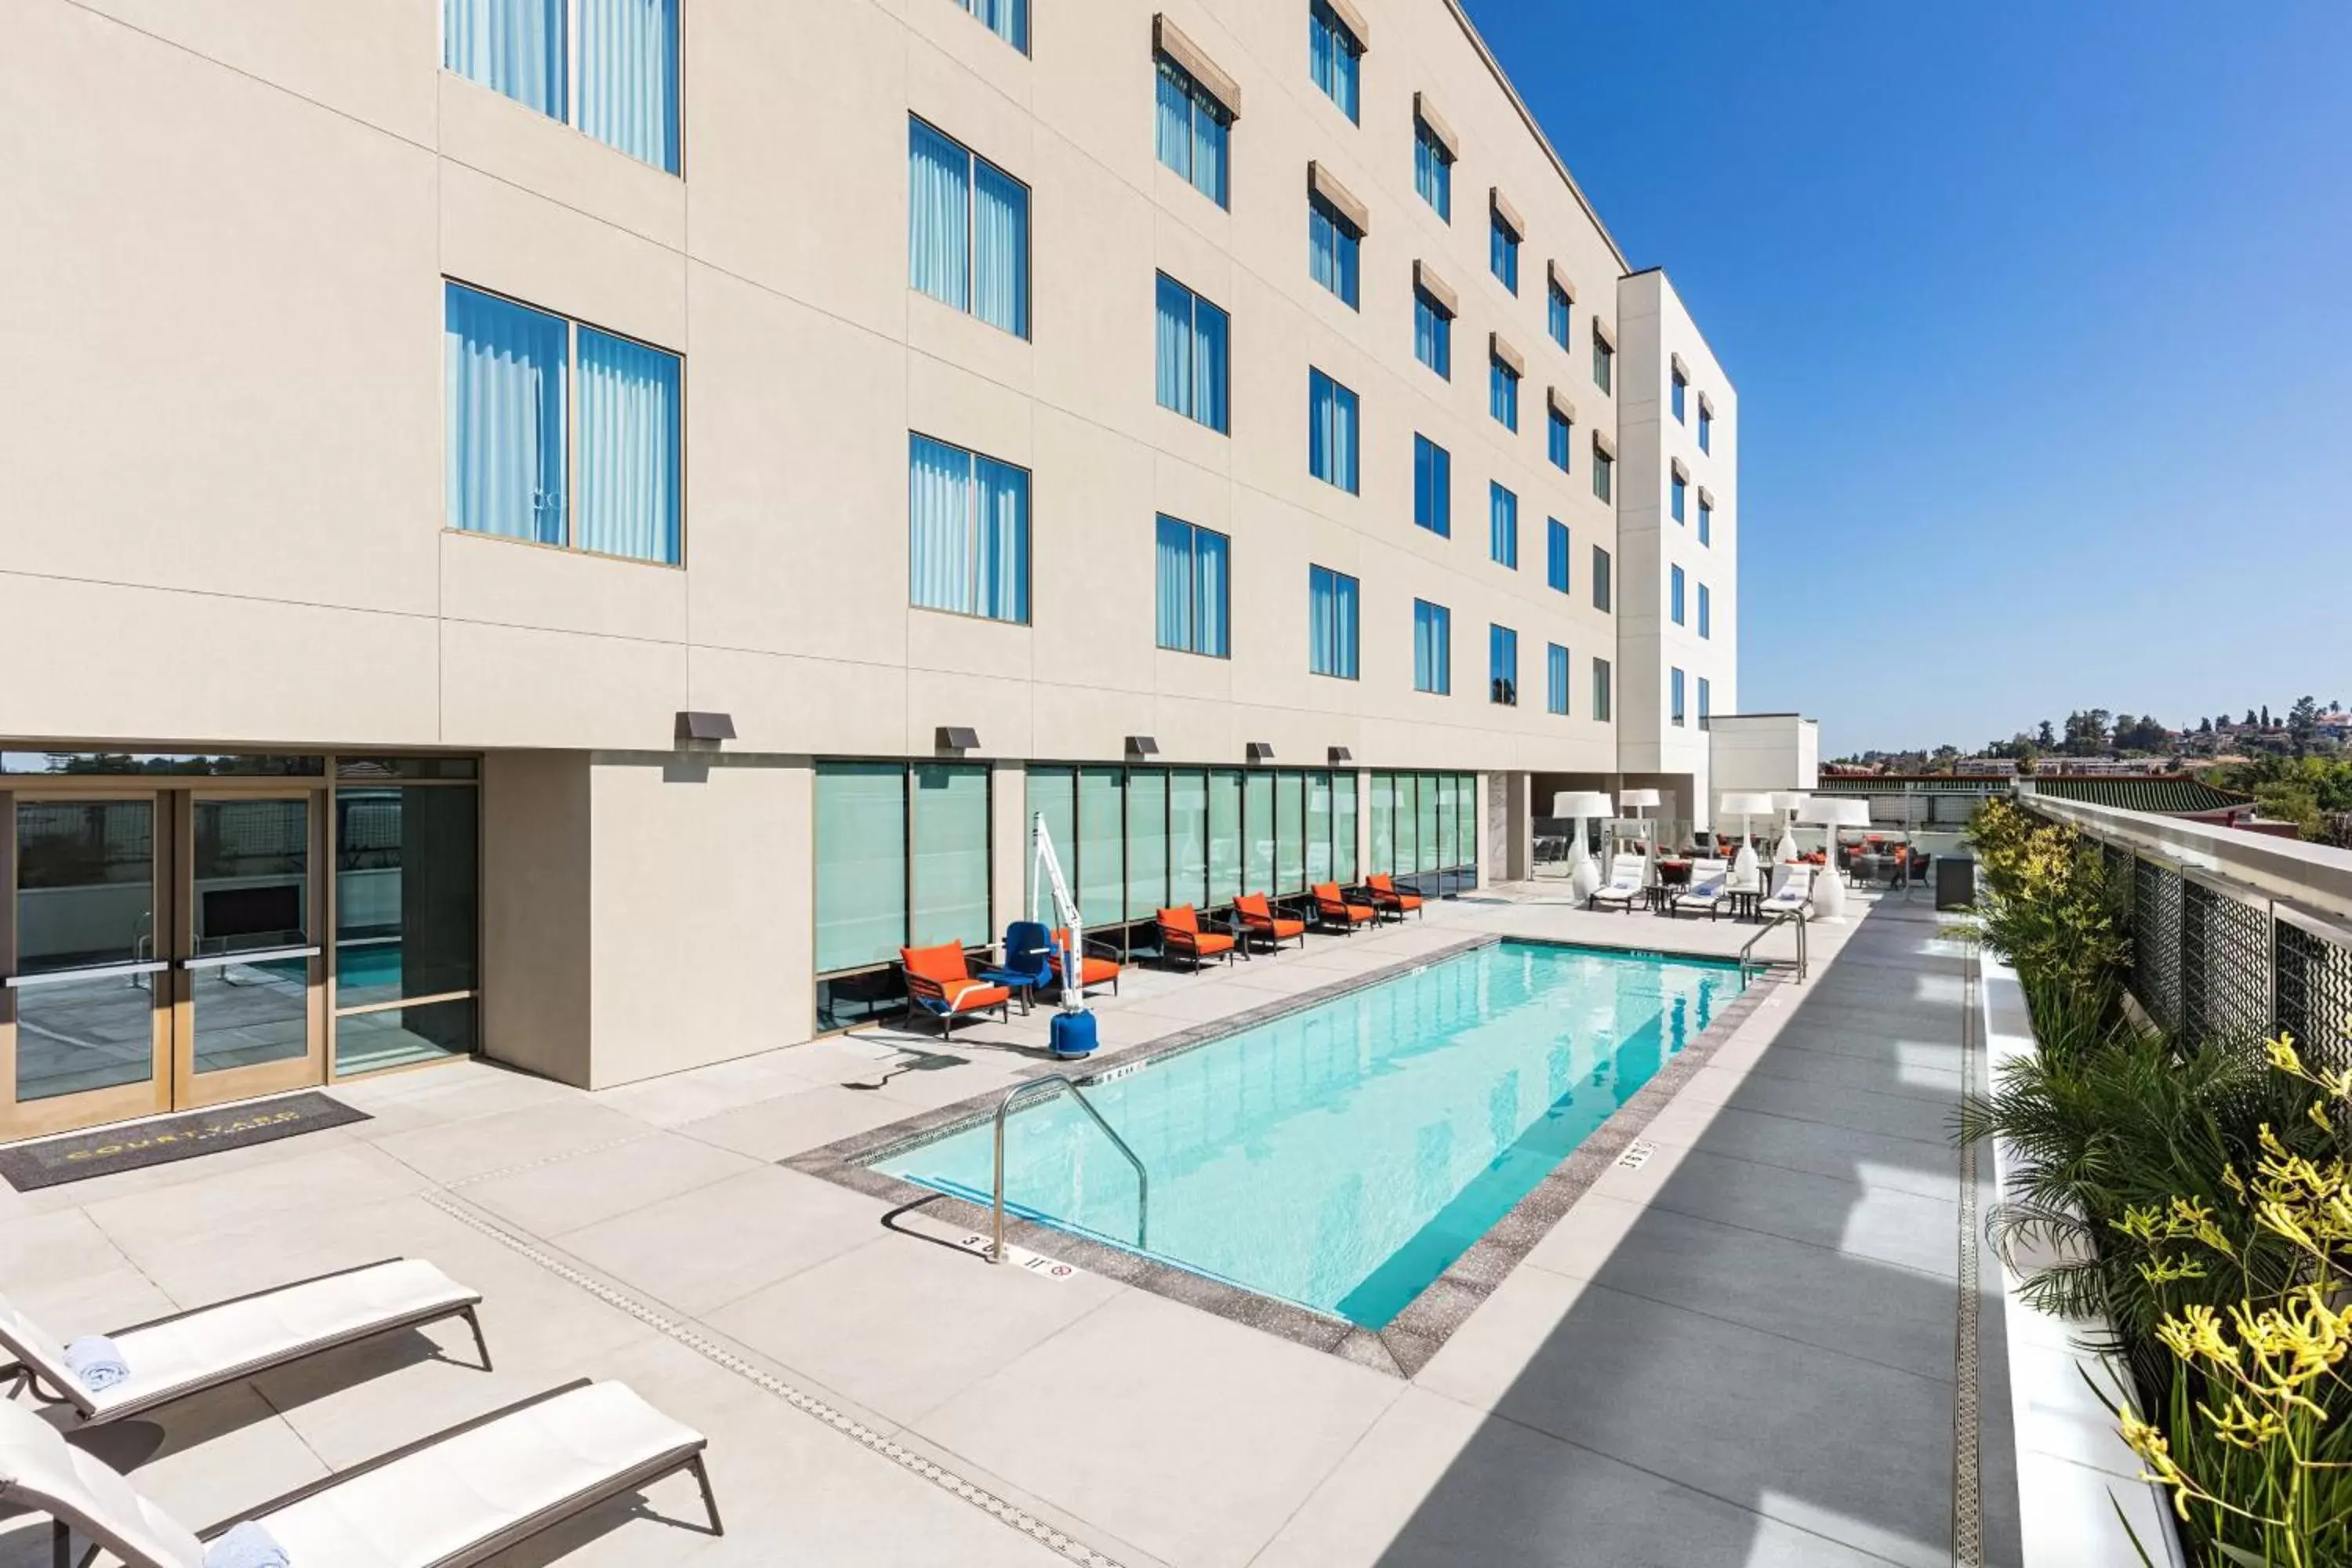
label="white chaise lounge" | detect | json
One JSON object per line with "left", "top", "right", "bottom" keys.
{"left": 0, "top": 1258, "right": 485, "bottom": 1426}
{"left": 1587, "top": 854, "right": 1648, "bottom": 913}
{"left": 0, "top": 1377, "right": 718, "bottom": 1567}
{"left": 1671, "top": 858, "right": 1731, "bottom": 920}
{"left": 1761, "top": 864, "right": 1814, "bottom": 918}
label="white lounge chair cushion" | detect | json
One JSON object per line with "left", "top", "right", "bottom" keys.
{"left": 0, "top": 1399, "right": 205, "bottom": 1568}
{"left": 98, "top": 1260, "right": 477, "bottom": 1414}
{"left": 1676, "top": 883, "right": 1724, "bottom": 905}
{"left": 0, "top": 1293, "right": 89, "bottom": 1409}
{"left": 260, "top": 1381, "right": 705, "bottom": 1568}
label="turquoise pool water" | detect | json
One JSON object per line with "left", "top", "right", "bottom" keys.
{"left": 873, "top": 940, "right": 1737, "bottom": 1327}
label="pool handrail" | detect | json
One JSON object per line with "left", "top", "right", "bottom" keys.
{"left": 990, "top": 1072, "right": 1149, "bottom": 1265}
{"left": 1739, "top": 909, "right": 1808, "bottom": 987}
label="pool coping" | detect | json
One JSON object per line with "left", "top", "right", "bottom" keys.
{"left": 786, "top": 933, "right": 1787, "bottom": 1379}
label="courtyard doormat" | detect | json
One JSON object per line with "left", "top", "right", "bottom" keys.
{"left": 0, "top": 1093, "right": 371, "bottom": 1191}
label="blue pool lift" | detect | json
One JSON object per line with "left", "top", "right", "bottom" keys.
{"left": 1032, "top": 814, "right": 1098, "bottom": 1059}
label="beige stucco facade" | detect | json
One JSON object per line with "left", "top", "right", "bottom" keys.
{"left": 0, "top": 0, "right": 1737, "bottom": 1105}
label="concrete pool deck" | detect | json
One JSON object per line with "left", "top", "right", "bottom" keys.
{"left": 0, "top": 885, "right": 2018, "bottom": 1567}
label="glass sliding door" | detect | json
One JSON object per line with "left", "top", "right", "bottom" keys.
{"left": 331, "top": 774, "right": 480, "bottom": 1075}
{"left": 1169, "top": 771, "right": 1208, "bottom": 911}
{"left": 1127, "top": 770, "right": 1168, "bottom": 920}
{"left": 1076, "top": 768, "right": 1126, "bottom": 931}
{"left": 911, "top": 765, "right": 990, "bottom": 948}
{"left": 1207, "top": 770, "right": 1243, "bottom": 906}
{"left": 180, "top": 795, "right": 321, "bottom": 1102}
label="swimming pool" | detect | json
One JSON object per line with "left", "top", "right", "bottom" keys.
{"left": 871, "top": 940, "right": 1738, "bottom": 1328}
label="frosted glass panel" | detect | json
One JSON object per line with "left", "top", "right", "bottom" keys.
{"left": 1169, "top": 771, "right": 1208, "bottom": 910}
{"left": 1276, "top": 772, "right": 1305, "bottom": 893}
{"left": 1244, "top": 771, "right": 1276, "bottom": 894}
{"left": 912, "top": 764, "right": 989, "bottom": 948}
{"left": 1305, "top": 773, "right": 1334, "bottom": 887}
{"left": 1207, "top": 771, "right": 1243, "bottom": 906}
{"left": 1334, "top": 773, "right": 1359, "bottom": 882}
{"left": 815, "top": 764, "right": 907, "bottom": 973}
{"left": 1127, "top": 771, "right": 1168, "bottom": 919}
{"left": 1078, "top": 768, "right": 1127, "bottom": 929}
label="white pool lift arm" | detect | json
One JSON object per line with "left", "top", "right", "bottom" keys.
{"left": 1031, "top": 814, "right": 1086, "bottom": 1015}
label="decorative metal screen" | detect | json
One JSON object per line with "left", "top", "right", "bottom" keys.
{"left": 2278, "top": 919, "right": 2352, "bottom": 1073}
{"left": 2132, "top": 858, "right": 2183, "bottom": 1033}
{"left": 2180, "top": 880, "right": 2270, "bottom": 1056}
{"left": 2103, "top": 844, "right": 2135, "bottom": 923}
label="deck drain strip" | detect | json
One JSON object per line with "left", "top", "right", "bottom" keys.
{"left": 1951, "top": 931, "right": 1984, "bottom": 1568}
{"left": 424, "top": 1192, "right": 1129, "bottom": 1568}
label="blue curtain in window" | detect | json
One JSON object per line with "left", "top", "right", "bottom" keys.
{"left": 1414, "top": 436, "right": 1449, "bottom": 535}
{"left": 1332, "top": 572, "right": 1357, "bottom": 678}
{"left": 1195, "top": 102, "right": 1228, "bottom": 207}
{"left": 909, "top": 435, "right": 975, "bottom": 615}
{"left": 1156, "top": 275, "right": 1192, "bottom": 416}
{"left": 970, "top": 0, "right": 1028, "bottom": 51}
{"left": 1550, "top": 284, "right": 1570, "bottom": 347}
{"left": 1414, "top": 294, "right": 1450, "bottom": 378}
{"left": 1548, "top": 408, "right": 1570, "bottom": 470}
{"left": 1699, "top": 503, "right": 1711, "bottom": 545}
{"left": 1672, "top": 477, "right": 1686, "bottom": 522}
{"left": 1699, "top": 585, "right": 1711, "bottom": 637}
{"left": 1156, "top": 515, "right": 1192, "bottom": 652}
{"left": 1195, "top": 528, "right": 1229, "bottom": 657}
{"left": 974, "top": 161, "right": 1029, "bottom": 338}
{"left": 1194, "top": 297, "right": 1229, "bottom": 433}
{"left": 1415, "top": 128, "right": 1450, "bottom": 219}
{"left": 445, "top": 284, "right": 568, "bottom": 546}
{"left": 1490, "top": 485, "right": 1516, "bottom": 568}
{"left": 1548, "top": 644, "right": 1570, "bottom": 714}
{"left": 1309, "top": 568, "right": 1356, "bottom": 678}
{"left": 1671, "top": 564, "right": 1686, "bottom": 623}
{"left": 1310, "top": 5, "right": 1360, "bottom": 120}
{"left": 1310, "top": 200, "right": 1359, "bottom": 307}
{"left": 575, "top": 328, "right": 681, "bottom": 563}
{"left": 1547, "top": 519, "right": 1570, "bottom": 592}
{"left": 1156, "top": 61, "right": 1192, "bottom": 181}
{"left": 909, "top": 121, "right": 971, "bottom": 313}
{"left": 1414, "top": 603, "right": 1448, "bottom": 693}
{"left": 1311, "top": 373, "right": 1359, "bottom": 492}
{"left": 1490, "top": 361, "right": 1518, "bottom": 429}
{"left": 579, "top": 0, "right": 679, "bottom": 172}
{"left": 445, "top": 0, "right": 565, "bottom": 121}
{"left": 1490, "top": 626, "right": 1516, "bottom": 702}
{"left": 975, "top": 454, "right": 1029, "bottom": 622}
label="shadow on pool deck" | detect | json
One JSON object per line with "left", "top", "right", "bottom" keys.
{"left": 1360, "top": 897, "right": 2029, "bottom": 1568}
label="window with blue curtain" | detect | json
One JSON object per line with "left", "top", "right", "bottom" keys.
{"left": 1156, "top": 54, "right": 1231, "bottom": 207}
{"left": 1593, "top": 544, "right": 1612, "bottom": 612}
{"left": 1592, "top": 327, "right": 1613, "bottom": 392}
{"left": 1699, "top": 497, "right": 1713, "bottom": 546}
{"left": 1413, "top": 289, "right": 1451, "bottom": 379}
{"left": 909, "top": 433, "right": 1029, "bottom": 623}
{"left": 1547, "top": 405, "right": 1571, "bottom": 472}
{"left": 1545, "top": 518, "right": 1570, "bottom": 593}
{"left": 1594, "top": 656, "right": 1613, "bottom": 720}
{"left": 1412, "top": 435, "right": 1450, "bottom": 536}
{"left": 1414, "top": 119, "right": 1452, "bottom": 220}
{"left": 1155, "top": 274, "right": 1229, "bottom": 433}
{"left": 909, "top": 117, "right": 1028, "bottom": 339}
{"left": 1671, "top": 472, "right": 1687, "bottom": 524}
{"left": 1156, "top": 515, "right": 1230, "bottom": 658}
{"left": 1490, "top": 625, "right": 1517, "bottom": 706}
{"left": 1490, "top": 354, "right": 1519, "bottom": 430}
{"left": 1698, "top": 583, "right": 1711, "bottom": 639}
{"left": 1490, "top": 206, "right": 1520, "bottom": 292}
{"left": 1308, "top": 0, "right": 1362, "bottom": 122}
{"left": 445, "top": 0, "right": 681, "bottom": 174}
{"left": 1671, "top": 667, "right": 1687, "bottom": 727}
{"left": 1308, "top": 369, "right": 1359, "bottom": 494}
{"left": 1548, "top": 278, "right": 1571, "bottom": 348}
{"left": 1547, "top": 644, "right": 1570, "bottom": 715}
{"left": 445, "top": 281, "right": 681, "bottom": 564}
{"left": 1698, "top": 676, "right": 1712, "bottom": 721}
{"left": 1308, "top": 194, "right": 1361, "bottom": 310}
{"left": 1413, "top": 600, "right": 1450, "bottom": 694}
{"left": 1488, "top": 483, "right": 1517, "bottom": 568}
{"left": 1700, "top": 401, "right": 1713, "bottom": 452}
{"left": 954, "top": 0, "right": 1028, "bottom": 53}
{"left": 1671, "top": 564, "right": 1686, "bottom": 626}
{"left": 1308, "top": 565, "right": 1359, "bottom": 679}
{"left": 1592, "top": 442, "right": 1613, "bottom": 503}
{"left": 1671, "top": 368, "right": 1688, "bottom": 423}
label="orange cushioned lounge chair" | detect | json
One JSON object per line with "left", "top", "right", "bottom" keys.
{"left": 899, "top": 943, "right": 1011, "bottom": 1039}
{"left": 1048, "top": 927, "right": 1123, "bottom": 999}
{"left": 1156, "top": 906, "right": 1236, "bottom": 972}
{"left": 1365, "top": 873, "right": 1423, "bottom": 921}
{"left": 1233, "top": 892, "right": 1306, "bottom": 954}
{"left": 1313, "top": 882, "right": 1376, "bottom": 934}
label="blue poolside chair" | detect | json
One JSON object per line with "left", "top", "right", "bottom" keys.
{"left": 978, "top": 921, "right": 1054, "bottom": 1014}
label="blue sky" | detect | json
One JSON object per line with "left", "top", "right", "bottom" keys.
{"left": 1464, "top": 0, "right": 2352, "bottom": 756}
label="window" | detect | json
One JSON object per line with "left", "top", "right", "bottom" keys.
{"left": 1488, "top": 483, "right": 1517, "bottom": 568}
{"left": 1413, "top": 601, "right": 1450, "bottom": 694}
{"left": 1489, "top": 353, "right": 1520, "bottom": 430}
{"left": 1699, "top": 400, "right": 1713, "bottom": 453}
{"left": 1698, "top": 676, "right": 1712, "bottom": 722}
{"left": 1671, "top": 367, "right": 1688, "bottom": 423}
{"left": 1308, "top": 565, "right": 1360, "bottom": 679}
{"left": 1592, "top": 441, "right": 1613, "bottom": 503}
{"left": 1490, "top": 205, "right": 1520, "bottom": 292}
{"left": 1414, "top": 118, "right": 1453, "bottom": 220}
{"left": 1671, "top": 471, "right": 1687, "bottom": 524}
{"left": 1489, "top": 625, "right": 1518, "bottom": 706}
{"left": 1309, "top": 193, "right": 1362, "bottom": 309}
{"left": 1592, "top": 326, "right": 1613, "bottom": 392}
{"left": 951, "top": 0, "right": 1027, "bottom": 52}
{"left": 445, "top": 282, "right": 681, "bottom": 564}
{"left": 1698, "top": 583, "right": 1712, "bottom": 640}
{"left": 908, "top": 433, "right": 1029, "bottom": 623}
{"left": 909, "top": 118, "right": 1029, "bottom": 338}
{"left": 1546, "top": 643, "right": 1570, "bottom": 715}
{"left": 1670, "top": 564, "right": 1686, "bottom": 626}
{"left": 1308, "top": 369, "right": 1360, "bottom": 493}
{"left": 1156, "top": 274, "right": 1230, "bottom": 433}
{"left": 1548, "top": 277, "right": 1572, "bottom": 348}
{"left": 1308, "top": 0, "right": 1362, "bottom": 122}
{"left": 1413, "top": 435, "right": 1451, "bottom": 536}
{"left": 1156, "top": 515, "right": 1230, "bottom": 657}
{"left": 1545, "top": 518, "right": 1570, "bottom": 593}
{"left": 1593, "top": 657, "right": 1613, "bottom": 720}
{"left": 1592, "top": 544, "right": 1612, "bottom": 612}
{"left": 1547, "top": 404, "right": 1571, "bottom": 472}
{"left": 1414, "top": 289, "right": 1452, "bottom": 379}
{"left": 1156, "top": 54, "right": 1232, "bottom": 206}
{"left": 1671, "top": 667, "right": 1687, "bottom": 728}
{"left": 814, "top": 760, "right": 993, "bottom": 1028}
{"left": 1698, "top": 495, "right": 1713, "bottom": 546}
{"left": 443, "top": 0, "right": 681, "bottom": 172}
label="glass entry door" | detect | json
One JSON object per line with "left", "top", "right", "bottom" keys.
{"left": 172, "top": 795, "right": 323, "bottom": 1108}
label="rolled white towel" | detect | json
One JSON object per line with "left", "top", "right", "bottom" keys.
{"left": 63, "top": 1334, "right": 128, "bottom": 1392}
{"left": 205, "top": 1521, "right": 292, "bottom": 1568}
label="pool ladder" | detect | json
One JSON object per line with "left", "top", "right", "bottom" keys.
{"left": 989, "top": 1072, "right": 1149, "bottom": 1265}
{"left": 1739, "top": 909, "right": 1809, "bottom": 987}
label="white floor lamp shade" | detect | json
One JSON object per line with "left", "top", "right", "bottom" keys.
{"left": 1720, "top": 792, "right": 1775, "bottom": 891}
{"left": 1795, "top": 797, "right": 1871, "bottom": 919}
{"left": 1553, "top": 791, "right": 1613, "bottom": 901}
{"left": 1620, "top": 788, "right": 1662, "bottom": 864}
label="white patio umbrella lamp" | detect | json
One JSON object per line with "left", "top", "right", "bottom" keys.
{"left": 1773, "top": 792, "right": 1808, "bottom": 865}
{"left": 1795, "top": 797, "right": 1871, "bottom": 920}
{"left": 1719, "top": 792, "right": 1776, "bottom": 890}
{"left": 1552, "top": 791, "right": 1615, "bottom": 902}
{"left": 1620, "top": 788, "right": 1663, "bottom": 858}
